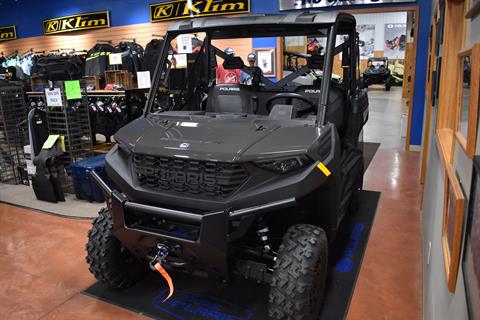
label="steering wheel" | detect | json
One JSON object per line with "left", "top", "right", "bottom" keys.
{"left": 266, "top": 92, "right": 317, "bottom": 115}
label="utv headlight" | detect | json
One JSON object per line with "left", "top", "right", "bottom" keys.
{"left": 255, "top": 155, "right": 313, "bottom": 174}
{"left": 117, "top": 140, "right": 133, "bottom": 156}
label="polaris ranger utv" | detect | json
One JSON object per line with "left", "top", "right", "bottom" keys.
{"left": 362, "top": 57, "right": 393, "bottom": 91}
{"left": 86, "top": 11, "right": 368, "bottom": 320}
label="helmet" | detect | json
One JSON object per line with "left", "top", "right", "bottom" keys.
{"left": 247, "top": 53, "right": 256, "bottom": 63}
{"left": 224, "top": 47, "right": 235, "bottom": 56}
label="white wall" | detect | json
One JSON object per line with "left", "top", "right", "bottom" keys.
{"left": 353, "top": 11, "right": 408, "bottom": 51}
{"left": 422, "top": 7, "right": 480, "bottom": 320}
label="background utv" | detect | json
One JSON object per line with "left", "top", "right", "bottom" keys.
{"left": 362, "top": 57, "right": 393, "bottom": 91}
{"left": 86, "top": 11, "right": 369, "bottom": 320}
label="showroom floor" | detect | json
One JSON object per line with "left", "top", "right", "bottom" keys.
{"left": 364, "top": 86, "right": 407, "bottom": 149}
{"left": 0, "top": 87, "right": 422, "bottom": 319}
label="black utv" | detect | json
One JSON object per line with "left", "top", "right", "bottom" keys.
{"left": 362, "top": 57, "right": 393, "bottom": 91}
{"left": 86, "top": 11, "right": 368, "bottom": 320}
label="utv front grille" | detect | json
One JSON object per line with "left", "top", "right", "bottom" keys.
{"left": 133, "top": 154, "right": 249, "bottom": 197}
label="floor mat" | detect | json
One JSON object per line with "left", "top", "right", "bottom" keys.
{"left": 0, "top": 184, "right": 102, "bottom": 219}
{"left": 363, "top": 142, "right": 380, "bottom": 170}
{"left": 84, "top": 191, "right": 381, "bottom": 320}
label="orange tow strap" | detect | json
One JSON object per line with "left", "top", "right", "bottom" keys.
{"left": 154, "top": 262, "right": 174, "bottom": 302}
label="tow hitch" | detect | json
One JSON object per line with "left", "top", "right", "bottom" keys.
{"left": 150, "top": 244, "right": 174, "bottom": 302}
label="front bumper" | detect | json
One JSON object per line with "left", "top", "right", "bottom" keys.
{"left": 91, "top": 170, "right": 296, "bottom": 282}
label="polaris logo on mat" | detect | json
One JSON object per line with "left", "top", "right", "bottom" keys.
{"left": 150, "top": 0, "right": 250, "bottom": 23}
{"left": 335, "top": 223, "right": 365, "bottom": 273}
{"left": 151, "top": 289, "right": 254, "bottom": 320}
{"left": 219, "top": 87, "right": 241, "bottom": 92}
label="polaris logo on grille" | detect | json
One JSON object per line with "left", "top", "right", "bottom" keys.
{"left": 180, "top": 143, "right": 190, "bottom": 148}
{"left": 305, "top": 89, "right": 321, "bottom": 94}
{"left": 159, "top": 169, "right": 216, "bottom": 186}
{"left": 219, "top": 87, "right": 241, "bottom": 92}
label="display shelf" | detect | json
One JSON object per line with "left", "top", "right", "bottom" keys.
{"left": 0, "top": 84, "right": 28, "bottom": 184}
{"left": 44, "top": 82, "right": 93, "bottom": 169}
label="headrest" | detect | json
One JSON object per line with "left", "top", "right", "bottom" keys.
{"left": 223, "top": 56, "right": 244, "bottom": 70}
{"left": 307, "top": 55, "right": 324, "bottom": 69}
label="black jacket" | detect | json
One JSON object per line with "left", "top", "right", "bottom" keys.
{"left": 142, "top": 39, "right": 164, "bottom": 78}
{"left": 85, "top": 44, "right": 116, "bottom": 78}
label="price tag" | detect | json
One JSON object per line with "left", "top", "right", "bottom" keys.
{"left": 137, "top": 71, "right": 151, "bottom": 89}
{"left": 45, "top": 88, "right": 63, "bottom": 107}
{"left": 177, "top": 34, "right": 193, "bottom": 54}
{"left": 64, "top": 80, "right": 82, "bottom": 100}
{"left": 174, "top": 54, "right": 188, "bottom": 69}
{"left": 109, "top": 53, "right": 123, "bottom": 65}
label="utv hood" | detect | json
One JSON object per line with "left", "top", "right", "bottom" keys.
{"left": 114, "top": 115, "right": 320, "bottom": 162}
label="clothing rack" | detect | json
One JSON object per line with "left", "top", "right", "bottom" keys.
{"left": 152, "top": 34, "right": 164, "bottom": 39}
{"left": 21, "top": 49, "right": 33, "bottom": 57}
{"left": 96, "top": 40, "right": 112, "bottom": 44}
{"left": 86, "top": 94, "right": 126, "bottom": 98}
{"left": 5, "top": 50, "right": 18, "bottom": 59}
{"left": 121, "top": 38, "right": 136, "bottom": 43}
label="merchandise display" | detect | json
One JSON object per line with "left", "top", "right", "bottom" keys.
{"left": 142, "top": 38, "right": 164, "bottom": 77}
{"left": 85, "top": 43, "right": 116, "bottom": 79}
{"left": 85, "top": 12, "right": 368, "bottom": 319}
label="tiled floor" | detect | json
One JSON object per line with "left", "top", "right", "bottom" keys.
{"left": 0, "top": 88, "right": 422, "bottom": 319}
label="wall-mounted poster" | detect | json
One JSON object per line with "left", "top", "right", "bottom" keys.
{"left": 384, "top": 23, "right": 407, "bottom": 59}
{"left": 357, "top": 24, "right": 375, "bottom": 59}
{"left": 254, "top": 48, "right": 276, "bottom": 77}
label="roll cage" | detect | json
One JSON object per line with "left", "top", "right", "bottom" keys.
{"left": 145, "top": 12, "right": 358, "bottom": 127}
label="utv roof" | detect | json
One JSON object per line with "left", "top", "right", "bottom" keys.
{"left": 167, "top": 12, "right": 356, "bottom": 38}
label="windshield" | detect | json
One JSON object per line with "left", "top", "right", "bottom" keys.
{"left": 148, "top": 26, "right": 357, "bottom": 118}
{"left": 369, "top": 59, "right": 388, "bottom": 68}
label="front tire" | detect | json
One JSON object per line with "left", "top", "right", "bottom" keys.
{"left": 86, "top": 208, "right": 146, "bottom": 289}
{"left": 269, "top": 224, "right": 328, "bottom": 320}
{"left": 385, "top": 77, "right": 392, "bottom": 91}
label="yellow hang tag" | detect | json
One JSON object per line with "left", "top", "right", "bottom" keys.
{"left": 59, "top": 136, "right": 66, "bottom": 152}
{"left": 317, "top": 162, "right": 331, "bottom": 177}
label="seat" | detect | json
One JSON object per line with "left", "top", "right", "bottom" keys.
{"left": 206, "top": 84, "right": 257, "bottom": 114}
{"left": 294, "top": 85, "right": 345, "bottom": 133}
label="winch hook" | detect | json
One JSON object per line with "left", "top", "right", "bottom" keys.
{"left": 150, "top": 244, "right": 174, "bottom": 302}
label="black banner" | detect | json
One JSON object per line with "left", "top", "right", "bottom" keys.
{"left": 0, "top": 26, "right": 16, "bottom": 41}
{"left": 150, "top": 0, "right": 250, "bottom": 23}
{"left": 43, "top": 11, "right": 110, "bottom": 35}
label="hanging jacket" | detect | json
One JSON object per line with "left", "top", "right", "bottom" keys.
{"left": 109, "top": 42, "right": 144, "bottom": 78}
{"left": 85, "top": 44, "right": 115, "bottom": 78}
{"left": 30, "top": 55, "right": 84, "bottom": 80}
{"left": 142, "top": 39, "right": 164, "bottom": 78}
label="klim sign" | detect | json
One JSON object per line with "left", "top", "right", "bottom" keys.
{"left": 43, "top": 11, "right": 110, "bottom": 35}
{"left": 278, "top": 0, "right": 415, "bottom": 10}
{"left": 150, "top": 0, "right": 250, "bottom": 23}
{"left": 0, "top": 26, "right": 16, "bottom": 41}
